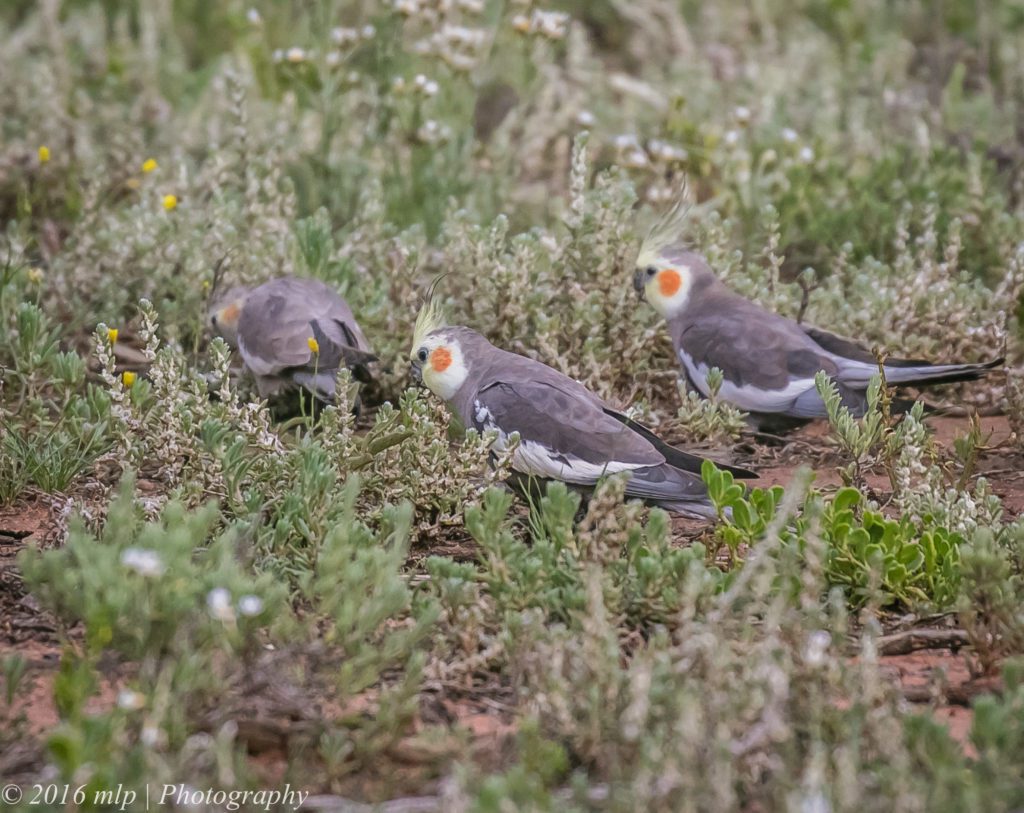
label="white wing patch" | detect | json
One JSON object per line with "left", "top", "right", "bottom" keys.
{"left": 474, "top": 402, "right": 644, "bottom": 484}
{"left": 512, "top": 440, "right": 643, "bottom": 484}
{"left": 679, "top": 349, "right": 815, "bottom": 414}
{"left": 473, "top": 400, "right": 493, "bottom": 425}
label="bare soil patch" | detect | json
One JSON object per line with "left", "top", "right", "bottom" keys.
{"left": 0, "top": 414, "right": 1020, "bottom": 788}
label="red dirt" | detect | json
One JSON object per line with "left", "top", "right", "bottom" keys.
{"left": 0, "top": 414, "right": 1020, "bottom": 786}
{"left": 879, "top": 649, "right": 983, "bottom": 755}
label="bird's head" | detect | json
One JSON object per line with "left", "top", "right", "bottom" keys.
{"left": 208, "top": 285, "right": 251, "bottom": 347}
{"left": 410, "top": 328, "right": 470, "bottom": 401}
{"left": 409, "top": 287, "right": 473, "bottom": 401}
{"left": 633, "top": 246, "right": 706, "bottom": 320}
{"left": 633, "top": 191, "right": 712, "bottom": 320}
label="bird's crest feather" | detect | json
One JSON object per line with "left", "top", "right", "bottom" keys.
{"left": 411, "top": 274, "right": 450, "bottom": 353}
{"left": 636, "top": 184, "right": 693, "bottom": 269}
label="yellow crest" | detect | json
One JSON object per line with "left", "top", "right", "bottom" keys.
{"left": 410, "top": 274, "right": 450, "bottom": 356}
{"left": 636, "top": 182, "right": 694, "bottom": 269}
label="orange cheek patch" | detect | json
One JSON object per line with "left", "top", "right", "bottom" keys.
{"left": 658, "top": 269, "right": 682, "bottom": 297}
{"left": 430, "top": 347, "right": 453, "bottom": 373}
{"left": 221, "top": 303, "right": 240, "bottom": 323}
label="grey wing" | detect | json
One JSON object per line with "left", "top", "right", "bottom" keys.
{"left": 472, "top": 380, "right": 664, "bottom": 485}
{"left": 238, "top": 279, "right": 374, "bottom": 377}
{"left": 680, "top": 308, "right": 835, "bottom": 389}
{"left": 801, "top": 325, "right": 930, "bottom": 368}
{"left": 308, "top": 318, "right": 377, "bottom": 378}
{"left": 473, "top": 376, "right": 714, "bottom": 509}
{"left": 676, "top": 306, "right": 840, "bottom": 415}
{"left": 601, "top": 408, "right": 757, "bottom": 479}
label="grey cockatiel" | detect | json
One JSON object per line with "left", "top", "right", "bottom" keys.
{"left": 209, "top": 277, "right": 376, "bottom": 401}
{"left": 409, "top": 300, "right": 754, "bottom": 518}
{"left": 633, "top": 215, "right": 1002, "bottom": 428}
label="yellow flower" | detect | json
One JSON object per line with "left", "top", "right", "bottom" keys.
{"left": 27, "top": 267, "right": 44, "bottom": 284}
{"left": 38, "top": 145, "right": 50, "bottom": 163}
{"left": 107, "top": 327, "right": 119, "bottom": 344}
{"left": 122, "top": 371, "right": 137, "bottom": 387}
{"left": 162, "top": 194, "right": 178, "bottom": 211}
{"left": 142, "top": 158, "right": 158, "bottom": 173}
{"left": 307, "top": 337, "right": 320, "bottom": 354}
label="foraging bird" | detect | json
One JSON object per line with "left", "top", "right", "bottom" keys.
{"left": 408, "top": 297, "right": 754, "bottom": 518}
{"left": 209, "top": 276, "right": 376, "bottom": 402}
{"left": 633, "top": 212, "right": 1003, "bottom": 428}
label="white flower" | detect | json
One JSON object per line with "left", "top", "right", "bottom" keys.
{"left": 417, "top": 119, "right": 447, "bottom": 143}
{"left": 117, "top": 689, "right": 145, "bottom": 710}
{"left": 286, "top": 47, "right": 306, "bottom": 63}
{"left": 361, "top": 24, "right": 377, "bottom": 39}
{"left": 799, "top": 145, "right": 815, "bottom": 163}
{"left": 120, "top": 548, "right": 164, "bottom": 577}
{"left": 612, "top": 133, "right": 640, "bottom": 150}
{"left": 238, "top": 595, "right": 264, "bottom": 617}
{"left": 663, "top": 145, "right": 688, "bottom": 162}
{"left": 246, "top": 8, "right": 262, "bottom": 25}
{"left": 576, "top": 110, "right": 596, "bottom": 127}
{"left": 141, "top": 724, "right": 164, "bottom": 747}
{"left": 733, "top": 105, "right": 751, "bottom": 124}
{"left": 723, "top": 129, "right": 740, "bottom": 146}
{"left": 531, "top": 10, "right": 570, "bottom": 39}
{"left": 804, "top": 630, "right": 832, "bottom": 667}
{"left": 646, "top": 185, "right": 675, "bottom": 203}
{"left": 622, "top": 148, "right": 649, "bottom": 168}
{"left": 781, "top": 127, "right": 798, "bottom": 143}
{"left": 325, "top": 51, "right": 342, "bottom": 68}
{"left": 423, "top": 79, "right": 439, "bottom": 96}
{"left": 801, "top": 793, "right": 831, "bottom": 813}
{"left": 445, "top": 52, "right": 477, "bottom": 72}
{"left": 207, "top": 587, "right": 235, "bottom": 622}
{"left": 648, "top": 139, "right": 687, "bottom": 163}
{"left": 443, "top": 25, "right": 485, "bottom": 46}
{"left": 331, "top": 26, "right": 358, "bottom": 45}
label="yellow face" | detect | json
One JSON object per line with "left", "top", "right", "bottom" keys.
{"left": 208, "top": 288, "right": 249, "bottom": 347}
{"left": 410, "top": 333, "right": 468, "bottom": 401}
{"left": 635, "top": 256, "right": 693, "bottom": 319}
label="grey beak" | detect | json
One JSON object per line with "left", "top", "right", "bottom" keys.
{"left": 633, "top": 270, "right": 647, "bottom": 300}
{"left": 410, "top": 362, "right": 422, "bottom": 384}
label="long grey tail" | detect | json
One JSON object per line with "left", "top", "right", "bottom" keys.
{"left": 653, "top": 499, "right": 722, "bottom": 520}
{"left": 880, "top": 357, "right": 1003, "bottom": 388}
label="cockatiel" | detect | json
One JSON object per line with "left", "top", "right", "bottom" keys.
{"left": 209, "top": 276, "right": 376, "bottom": 402}
{"left": 408, "top": 298, "right": 754, "bottom": 518}
{"left": 633, "top": 208, "right": 1002, "bottom": 428}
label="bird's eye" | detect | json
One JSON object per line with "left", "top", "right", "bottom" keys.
{"left": 417, "top": 348, "right": 428, "bottom": 362}
{"left": 646, "top": 266, "right": 657, "bottom": 277}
